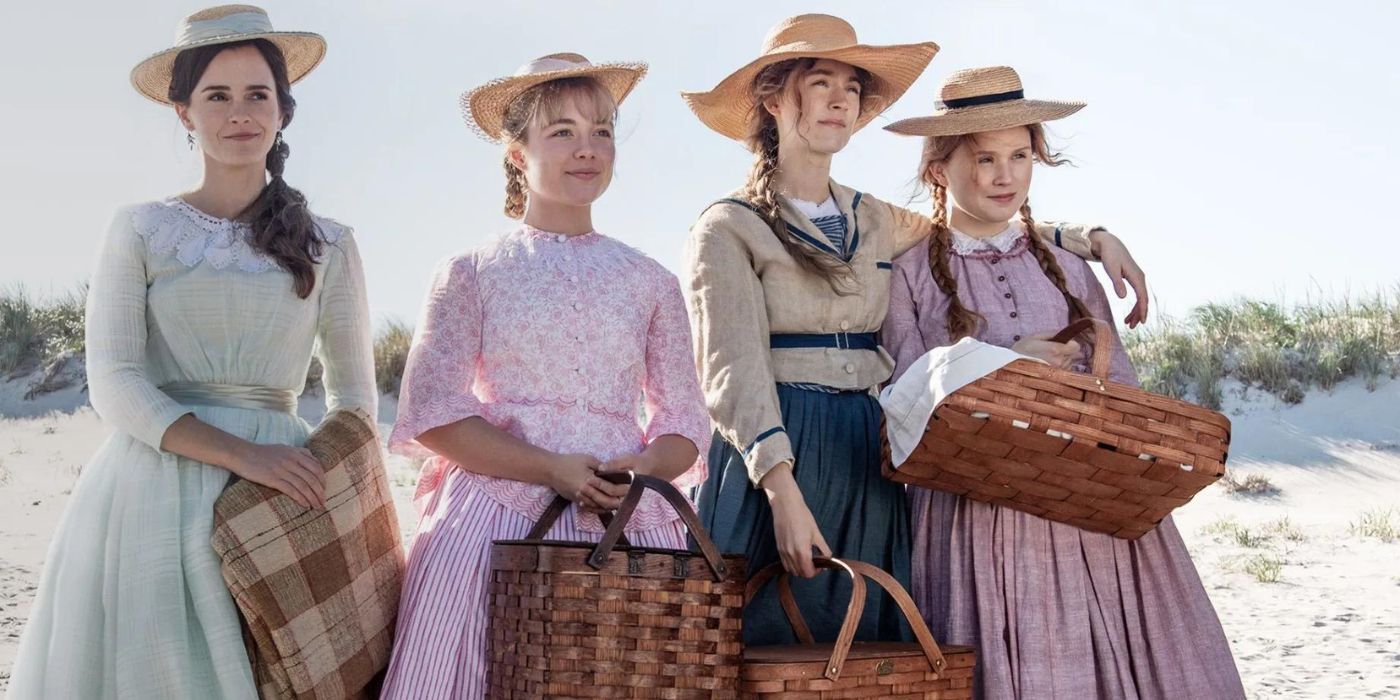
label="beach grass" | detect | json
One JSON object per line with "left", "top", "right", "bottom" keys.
{"left": 1125, "top": 291, "right": 1400, "bottom": 409}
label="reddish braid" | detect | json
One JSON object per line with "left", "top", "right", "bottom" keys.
{"left": 926, "top": 184, "right": 985, "bottom": 340}
{"left": 1018, "top": 200, "right": 1093, "bottom": 329}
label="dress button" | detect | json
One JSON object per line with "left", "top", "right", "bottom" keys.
{"left": 1014, "top": 335, "right": 1022, "bottom": 341}
{"left": 568, "top": 275, "right": 578, "bottom": 283}
{"left": 997, "top": 275, "right": 1006, "bottom": 282}
{"left": 1004, "top": 292, "right": 1012, "bottom": 299}
{"left": 573, "top": 302, "right": 582, "bottom": 311}
{"left": 844, "top": 363, "right": 856, "bottom": 374}
{"left": 991, "top": 257, "right": 1000, "bottom": 265}
{"left": 839, "top": 320, "right": 850, "bottom": 331}
{"left": 1010, "top": 311, "right": 1018, "bottom": 318}
{"left": 556, "top": 235, "right": 567, "bottom": 243}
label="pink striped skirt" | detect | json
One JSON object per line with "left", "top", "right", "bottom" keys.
{"left": 380, "top": 469, "right": 688, "bottom": 699}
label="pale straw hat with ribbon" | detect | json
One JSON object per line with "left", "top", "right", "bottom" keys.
{"left": 460, "top": 53, "right": 648, "bottom": 143}
{"left": 130, "top": 4, "right": 326, "bottom": 106}
{"left": 681, "top": 14, "right": 939, "bottom": 143}
{"left": 884, "top": 66, "right": 1085, "bottom": 137}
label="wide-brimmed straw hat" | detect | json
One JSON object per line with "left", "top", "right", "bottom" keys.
{"left": 460, "top": 53, "right": 647, "bottom": 143}
{"left": 681, "top": 14, "right": 939, "bottom": 143}
{"left": 131, "top": 4, "right": 326, "bottom": 106}
{"left": 884, "top": 66, "right": 1084, "bottom": 137}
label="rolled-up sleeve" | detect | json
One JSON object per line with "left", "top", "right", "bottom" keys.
{"left": 684, "top": 213, "right": 792, "bottom": 485}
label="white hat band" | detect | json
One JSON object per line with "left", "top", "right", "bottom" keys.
{"left": 514, "top": 57, "right": 593, "bottom": 76}
{"left": 175, "top": 11, "right": 274, "bottom": 46}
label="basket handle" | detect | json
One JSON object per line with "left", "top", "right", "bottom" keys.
{"left": 585, "top": 471, "right": 730, "bottom": 581}
{"left": 745, "top": 557, "right": 948, "bottom": 681}
{"left": 746, "top": 557, "right": 866, "bottom": 680}
{"left": 1049, "top": 317, "right": 1113, "bottom": 379}
{"left": 524, "top": 495, "right": 629, "bottom": 546}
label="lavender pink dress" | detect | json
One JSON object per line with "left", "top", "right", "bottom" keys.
{"left": 379, "top": 225, "right": 711, "bottom": 699}
{"left": 882, "top": 224, "right": 1244, "bottom": 700}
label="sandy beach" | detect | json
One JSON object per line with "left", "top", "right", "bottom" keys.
{"left": 1, "top": 374, "right": 1396, "bottom": 698}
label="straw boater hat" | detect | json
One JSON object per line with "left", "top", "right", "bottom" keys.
{"left": 130, "top": 4, "right": 326, "bottom": 106}
{"left": 884, "top": 66, "right": 1085, "bottom": 137}
{"left": 681, "top": 14, "right": 939, "bottom": 143}
{"left": 459, "top": 53, "right": 648, "bottom": 143}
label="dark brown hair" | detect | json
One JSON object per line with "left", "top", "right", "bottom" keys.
{"left": 743, "top": 58, "right": 877, "bottom": 291}
{"left": 169, "top": 39, "right": 323, "bottom": 299}
{"left": 917, "top": 124, "right": 1090, "bottom": 340}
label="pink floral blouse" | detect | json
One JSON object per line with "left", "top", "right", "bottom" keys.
{"left": 389, "top": 225, "right": 711, "bottom": 532}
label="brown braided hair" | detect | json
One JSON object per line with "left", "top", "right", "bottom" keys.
{"left": 498, "top": 77, "right": 617, "bottom": 219}
{"left": 169, "top": 39, "right": 322, "bottom": 299}
{"left": 743, "top": 59, "right": 877, "bottom": 291}
{"left": 918, "top": 124, "right": 1087, "bottom": 340}
{"left": 1019, "top": 199, "right": 1093, "bottom": 327}
{"left": 926, "top": 184, "right": 985, "bottom": 340}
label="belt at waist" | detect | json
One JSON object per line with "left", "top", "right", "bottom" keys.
{"left": 160, "top": 382, "right": 298, "bottom": 414}
{"left": 769, "top": 332, "right": 879, "bottom": 351}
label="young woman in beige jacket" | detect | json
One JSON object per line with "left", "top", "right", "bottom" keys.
{"left": 680, "top": 14, "right": 1148, "bottom": 646}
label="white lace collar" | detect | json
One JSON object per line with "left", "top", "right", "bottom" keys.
{"left": 949, "top": 222, "right": 1025, "bottom": 256}
{"left": 129, "top": 198, "right": 345, "bottom": 273}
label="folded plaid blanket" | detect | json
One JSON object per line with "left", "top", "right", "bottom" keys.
{"left": 212, "top": 409, "right": 405, "bottom": 699}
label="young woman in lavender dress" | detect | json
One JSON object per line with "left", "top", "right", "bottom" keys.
{"left": 881, "top": 66, "right": 1244, "bottom": 699}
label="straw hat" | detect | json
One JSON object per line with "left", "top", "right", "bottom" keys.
{"left": 884, "top": 66, "right": 1084, "bottom": 137}
{"left": 681, "top": 14, "right": 939, "bottom": 143}
{"left": 460, "top": 53, "right": 648, "bottom": 143}
{"left": 131, "top": 5, "right": 326, "bottom": 106}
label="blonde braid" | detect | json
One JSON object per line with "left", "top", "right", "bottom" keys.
{"left": 503, "top": 158, "right": 527, "bottom": 219}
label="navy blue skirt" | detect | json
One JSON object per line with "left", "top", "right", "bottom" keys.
{"left": 696, "top": 384, "right": 912, "bottom": 646}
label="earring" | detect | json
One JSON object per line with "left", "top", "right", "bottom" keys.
{"left": 274, "top": 130, "right": 285, "bottom": 148}
{"left": 187, "top": 133, "right": 195, "bottom": 150}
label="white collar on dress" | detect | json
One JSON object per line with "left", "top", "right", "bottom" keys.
{"left": 128, "top": 198, "right": 344, "bottom": 273}
{"left": 948, "top": 222, "right": 1025, "bottom": 256}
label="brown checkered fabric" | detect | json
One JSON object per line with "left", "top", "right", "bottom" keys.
{"left": 212, "top": 409, "right": 405, "bottom": 699}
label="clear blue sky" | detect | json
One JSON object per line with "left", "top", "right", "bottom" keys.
{"left": 2, "top": 1, "right": 1396, "bottom": 328}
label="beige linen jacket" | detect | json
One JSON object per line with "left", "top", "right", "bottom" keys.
{"left": 684, "top": 178, "right": 1100, "bottom": 485}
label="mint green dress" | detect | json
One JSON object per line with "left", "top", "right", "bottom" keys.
{"left": 7, "top": 199, "right": 376, "bottom": 699}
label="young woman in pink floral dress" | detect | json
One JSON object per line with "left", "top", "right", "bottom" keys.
{"left": 379, "top": 55, "right": 711, "bottom": 698}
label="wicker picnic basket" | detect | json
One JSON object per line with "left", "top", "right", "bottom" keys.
{"left": 488, "top": 472, "right": 747, "bottom": 698}
{"left": 740, "top": 557, "right": 976, "bottom": 698}
{"left": 882, "top": 318, "right": 1232, "bottom": 539}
